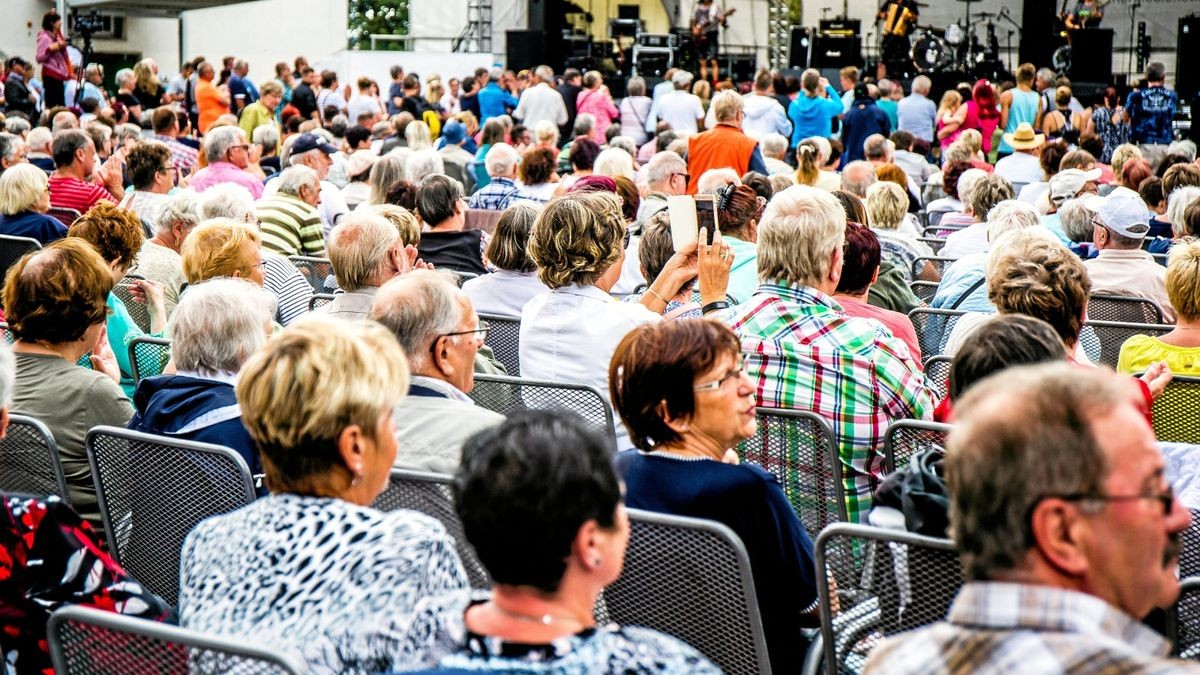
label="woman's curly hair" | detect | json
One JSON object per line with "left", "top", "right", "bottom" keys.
{"left": 528, "top": 192, "right": 625, "bottom": 289}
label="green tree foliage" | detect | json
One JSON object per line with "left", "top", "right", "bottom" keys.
{"left": 348, "top": 0, "right": 410, "bottom": 50}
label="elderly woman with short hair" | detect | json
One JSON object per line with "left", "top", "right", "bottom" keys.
{"left": 179, "top": 316, "right": 470, "bottom": 673}
{"left": 866, "top": 180, "right": 934, "bottom": 282}
{"left": 68, "top": 202, "right": 167, "bottom": 397}
{"left": 610, "top": 319, "right": 819, "bottom": 672}
{"left": 461, "top": 204, "right": 548, "bottom": 316}
{"left": 128, "top": 191, "right": 202, "bottom": 315}
{"left": 180, "top": 218, "right": 267, "bottom": 287}
{"left": 7, "top": 239, "right": 131, "bottom": 525}
{"left": 517, "top": 146, "right": 559, "bottom": 202}
{"left": 129, "top": 278, "right": 274, "bottom": 495}
{"left": 522, "top": 192, "right": 731, "bottom": 446}
{"left": 440, "top": 410, "right": 719, "bottom": 672}
{"left": 0, "top": 162, "right": 67, "bottom": 244}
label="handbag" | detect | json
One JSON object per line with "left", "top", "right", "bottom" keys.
{"left": 873, "top": 447, "right": 949, "bottom": 537}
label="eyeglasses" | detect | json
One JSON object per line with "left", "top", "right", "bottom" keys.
{"left": 672, "top": 172, "right": 691, "bottom": 183}
{"left": 1047, "top": 485, "right": 1176, "bottom": 516}
{"left": 694, "top": 364, "right": 746, "bottom": 392}
{"left": 157, "top": 165, "right": 175, "bottom": 173}
{"left": 432, "top": 321, "right": 491, "bottom": 351}
{"left": 230, "top": 144, "right": 250, "bottom": 152}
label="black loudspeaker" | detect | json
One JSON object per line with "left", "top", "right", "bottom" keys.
{"left": 814, "top": 36, "right": 863, "bottom": 69}
{"left": 1020, "top": 0, "right": 1059, "bottom": 70}
{"left": 720, "top": 53, "right": 758, "bottom": 83}
{"left": 507, "top": 30, "right": 549, "bottom": 72}
{"left": 1179, "top": 16, "right": 1200, "bottom": 101}
{"left": 1067, "top": 29, "right": 1113, "bottom": 83}
{"left": 789, "top": 27, "right": 813, "bottom": 69}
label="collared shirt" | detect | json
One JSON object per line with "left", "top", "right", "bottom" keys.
{"left": 316, "top": 287, "right": 379, "bottom": 320}
{"left": 512, "top": 82, "right": 567, "bottom": 128}
{"left": 897, "top": 93, "right": 937, "bottom": 142}
{"left": 256, "top": 192, "right": 326, "bottom": 257}
{"left": 1085, "top": 248, "right": 1176, "bottom": 322}
{"left": 153, "top": 134, "right": 199, "bottom": 173}
{"left": 188, "top": 161, "right": 264, "bottom": 200}
{"left": 467, "top": 176, "right": 538, "bottom": 211}
{"left": 717, "top": 283, "right": 931, "bottom": 523}
{"left": 1127, "top": 85, "right": 1179, "bottom": 146}
{"left": 649, "top": 90, "right": 705, "bottom": 135}
{"left": 865, "top": 582, "right": 1198, "bottom": 675}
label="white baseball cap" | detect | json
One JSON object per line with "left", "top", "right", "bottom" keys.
{"left": 1082, "top": 187, "right": 1151, "bottom": 238}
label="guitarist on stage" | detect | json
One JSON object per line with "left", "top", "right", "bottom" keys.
{"left": 1064, "top": 0, "right": 1106, "bottom": 29}
{"left": 692, "top": 0, "right": 734, "bottom": 84}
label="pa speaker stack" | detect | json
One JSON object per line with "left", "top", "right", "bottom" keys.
{"left": 814, "top": 19, "right": 863, "bottom": 69}
{"left": 1179, "top": 15, "right": 1200, "bottom": 101}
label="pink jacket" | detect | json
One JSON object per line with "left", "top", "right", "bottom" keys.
{"left": 36, "top": 30, "right": 71, "bottom": 81}
{"left": 576, "top": 88, "right": 619, "bottom": 145}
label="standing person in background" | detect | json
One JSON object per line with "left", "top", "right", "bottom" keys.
{"left": 226, "top": 60, "right": 259, "bottom": 115}
{"left": 1125, "top": 62, "right": 1178, "bottom": 169}
{"left": 789, "top": 69, "right": 843, "bottom": 146}
{"left": 1085, "top": 86, "right": 1130, "bottom": 163}
{"left": 618, "top": 77, "right": 652, "bottom": 145}
{"left": 556, "top": 68, "right": 583, "bottom": 140}
{"left": 386, "top": 65, "right": 404, "bottom": 116}
{"left": 876, "top": 79, "right": 900, "bottom": 130}
{"left": 195, "top": 61, "right": 230, "bottom": 135}
{"left": 896, "top": 75, "right": 936, "bottom": 145}
{"left": 575, "top": 71, "right": 619, "bottom": 145}
{"left": 291, "top": 67, "right": 319, "bottom": 122}
{"left": 34, "top": 10, "right": 70, "bottom": 110}
{"left": 963, "top": 80, "right": 1000, "bottom": 155}
{"left": 997, "top": 63, "right": 1041, "bottom": 158}
{"left": 841, "top": 82, "right": 891, "bottom": 168}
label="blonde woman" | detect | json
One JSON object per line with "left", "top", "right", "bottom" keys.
{"left": 1118, "top": 238, "right": 1200, "bottom": 375}
{"left": 0, "top": 162, "right": 67, "bottom": 244}
{"left": 132, "top": 58, "right": 162, "bottom": 111}
{"left": 936, "top": 90, "right": 966, "bottom": 150}
{"left": 866, "top": 180, "right": 934, "bottom": 282}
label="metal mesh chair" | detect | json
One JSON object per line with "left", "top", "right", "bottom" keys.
{"left": 0, "top": 322, "right": 91, "bottom": 368}
{"left": 882, "top": 420, "right": 952, "bottom": 473}
{"left": 129, "top": 337, "right": 171, "bottom": 385}
{"left": 600, "top": 509, "right": 771, "bottom": 675}
{"left": 477, "top": 313, "right": 521, "bottom": 376}
{"left": 1087, "top": 293, "right": 1165, "bottom": 324}
{"left": 286, "top": 255, "right": 335, "bottom": 293}
{"left": 46, "top": 207, "right": 82, "bottom": 228}
{"left": 911, "top": 256, "right": 956, "bottom": 282}
{"left": 1150, "top": 376, "right": 1200, "bottom": 444}
{"left": 923, "top": 355, "right": 952, "bottom": 402}
{"left": 1171, "top": 578, "right": 1200, "bottom": 659}
{"left": 907, "top": 308, "right": 969, "bottom": 358}
{"left": 308, "top": 293, "right": 336, "bottom": 311}
{"left": 0, "top": 414, "right": 69, "bottom": 501}
{"left": 85, "top": 427, "right": 255, "bottom": 606}
{"left": 453, "top": 270, "right": 479, "bottom": 286}
{"left": 815, "top": 523, "right": 962, "bottom": 674}
{"left": 371, "top": 469, "right": 490, "bottom": 590}
{"left": 921, "top": 222, "right": 966, "bottom": 237}
{"left": 926, "top": 210, "right": 945, "bottom": 231}
{"left": 48, "top": 605, "right": 307, "bottom": 674}
{"left": 112, "top": 274, "right": 151, "bottom": 333}
{"left": 468, "top": 374, "right": 615, "bottom": 441}
{"left": 916, "top": 237, "right": 946, "bottom": 255}
{"left": 1079, "top": 320, "right": 1171, "bottom": 370}
{"left": 909, "top": 280, "right": 939, "bottom": 306}
{"left": 1179, "top": 508, "right": 1200, "bottom": 581}
{"left": 0, "top": 234, "right": 41, "bottom": 286}
{"left": 737, "top": 408, "right": 845, "bottom": 541}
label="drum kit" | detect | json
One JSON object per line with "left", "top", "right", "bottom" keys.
{"left": 908, "top": 15, "right": 1000, "bottom": 75}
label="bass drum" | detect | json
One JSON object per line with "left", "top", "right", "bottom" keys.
{"left": 944, "top": 23, "right": 964, "bottom": 46}
{"left": 911, "top": 34, "right": 950, "bottom": 73}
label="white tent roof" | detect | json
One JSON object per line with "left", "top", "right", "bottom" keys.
{"left": 64, "top": 0, "right": 248, "bottom": 18}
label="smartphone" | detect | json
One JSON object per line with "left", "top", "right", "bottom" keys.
{"left": 667, "top": 195, "right": 720, "bottom": 251}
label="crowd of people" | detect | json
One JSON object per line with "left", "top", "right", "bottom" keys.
{"left": 1, "top": 6, "right": 1200, "bottom": 671}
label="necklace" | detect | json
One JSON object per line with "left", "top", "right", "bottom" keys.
{"left": 491, "top": 603, "right": 584, "bottom": 627}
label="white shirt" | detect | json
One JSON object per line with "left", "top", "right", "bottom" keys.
{"left": 513, "top": 83, "right": 567, "bottom": 128}
{"left": 346, "top": 94, "right": 381, "bottom": 123}
{"left": 940, "top": 222, "right": 989, "bottom": 259}
{"left": 461, "top": 269, "right": 550, "bottom": 317}
{"left": 440, "top": 91, "right": 461, "bottom": 116}
{"left": 650, "top": 91, "right": 705, "bottom": 135}
{"left": 994, "top": 152, "right": 1043, "bottom": 187}
{"left": 520, "top": 284, "right": 660, "bottom": 447}
{"left": 705, "top": 92, "right": 790, "bottom": 140}
{"left": 1084, "top": 249, "right": 1176, "bottom": 323}
{"left": 894, "top": 149, "right": 936, "bottom": 188}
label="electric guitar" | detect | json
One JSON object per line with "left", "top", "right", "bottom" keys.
{"left": 691, "top": 7, "right": 736, "bottom": 38}
{"left": 1062, "top": 0, "right": 1110, "bottom": 31}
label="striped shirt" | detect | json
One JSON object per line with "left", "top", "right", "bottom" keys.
{"left": 256, "top": 193, "right": 326, "bottom": 257}
{"left": 865, "top": 582, "right": 1196, "bottom": 674}
{"left": 48, "top": 175, "right": 115, "bottom": 214}
{"left": 153, "top": 134, "right": 199, "bottom": 173}
{"left": 717, "top": 282, "right": 931, "bottom": 523}
{"left": 262, "top": 254, "right": 312, "bottom": 327}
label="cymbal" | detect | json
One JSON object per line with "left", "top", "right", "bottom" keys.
{"left": 973, "top": 11, "right": 996, "bottom": 17}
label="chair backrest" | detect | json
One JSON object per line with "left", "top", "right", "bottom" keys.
{"left": 815, "top": 522, "right": 961, "bottom": 675}
{"left": 0, "top": 414, "right": 69, "bottom": 502}
{"left": 48, "top": 605, "right": 307, "bottom": 674}
{"left": 371, "top": 468, "right": 490, "bottom": 590}
{"left": 112, "top": 274, "right": 151, "bottom": 333}
{"left": 85, "top": 426, "right": 256, "bottom": 606}
{"left": 468, "top": 374, "right": 616, "bottom": 442}
{"left": 128, "top": 337, "right": 172, "bottom": 385}
{"left": 0, "top": 233, "right": 41, "bottom": 286}
{"left": 736, "top": 408, "right": 845, "bottom": 541}
{"left": 1170, "top": 577, "right": 1200, "bottom": 658}
{"left": 907, "top": 307, "right": 969, "bottom": 358}
{"left": 922, "top": 222, "right": 967, "bottom": 237}
{"left": 882, "top": 420, "right": 953, "bottom": 473}
{"left": 916, "top": 237, "right": 946, "bottom": 255}
{"left": 1150, "top": 376, "right": 1200, "bottom": 444}
{"left": 927, "top": 210, "right": 946, "bottom": 230}
{"left": 452, "top": 270, "right": 479, "bottom": 286}
{"left": 46, "top": 207, "right": 82, "bottom": 227}
{"left": 463, "top": 208, "right": 504, "bottom": 234}
{"left": 909, "top": 280, "right": 939, "bottom": 305}
{"left": 286, "top": 255, "right": 335, "bottom": 293}
{"left": 923, "top": 355, "right": 953, "bottom": 402}
{"left": 600, "top": 509, "right": 772, "bottom": 675}
{"left": 911, "top": 256, "right": 956, "bottom": 282}
{"left": 308, "top": 293, "right": 336, "bottom": 311}
{"left": 1179, "top": 508, "right": 1200, "bottom": 580}
{"left": 477, "top": 312, "right": 521, "bottom": 376}
{"left": 1079, "top": 320, "right": 1172, "bottom": 370}
{"left": 1087, "top": 293, "right": 1165, "bottom": 325}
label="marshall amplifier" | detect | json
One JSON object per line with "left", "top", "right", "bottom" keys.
{"left": 814, "top": 35, "right": 863, "bottom": 68}
{"left": 819, "top": 19, "right": 860, "bottom": 37}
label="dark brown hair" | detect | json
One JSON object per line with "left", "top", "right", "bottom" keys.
{"left": 836, "top": 222, "right": 881, "bottom": 296}
{"left": 519, "top": 146, "right": 557, "bottom": 185}
{"left": 3, "top": 238, "right": 114, "bottom": 344}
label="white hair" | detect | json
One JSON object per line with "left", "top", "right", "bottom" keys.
{"left": 957, "top": 168, "right": 989, "bottom": 207}
{"left": 276, "top": 164, "right": 320, "bottom": 197}
{"left": 1169, "top": 186, "right": 1200, "bottom": 237}
{"left": 154, "top": 190, "right": 204, "bottom": 235}
{"left": 985, "top": 199, "right": 1042, "bottom": 242}
{"left": 26, "top": 126, "right": 51, "bottom": 152}
{"left": 912, "top": 75, "right": 931, "bottom": 95}
{"left": 169, "top": 278, "right": 276, "bottom": 377}
{"left": 484, "top": 142, "right": 520, "bottom": 177}
{"left": 593, "top": 147, "right": 635, "bottom": 179}
{"left": 645, "top": 151, "right": 686, "bottom": 186}
{"left": 757, "top": 185, "right": 846, "bottom": 287}
{"left": 252, "top": 124, "right": 280, "bottom": 153}
{"left": 697, "top": 168, "right": 741, "bottom": 193}
{"left": 761, "top": 133, "right": 788, "bottom": 158}
{"left": 802, "top": 136, "right": 831, "bottom": 164}
{"left": 199, "top": 183, "right": 256, "bottom": 223}
{"left": 203, "top": 126, "right": 246, "bottom": 164}
{"left": 406, "top": 149, "right": 445, "bottom": 179}
{"left": 534, "top": 120, "right": 559, "bottom": 145}
{"left": 1168, "top": 140, "right": 1197, "bottom": 162}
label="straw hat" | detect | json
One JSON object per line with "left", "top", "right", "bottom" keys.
{"left": 1002, "top": 123, "right": 1045, "bottom": 151}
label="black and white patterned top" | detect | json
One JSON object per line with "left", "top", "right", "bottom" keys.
{"left": 178, "top": 493, "right": 470, "bottom": 674}
{"left": 439, "top": 615, "right": 722, "bottom": 673}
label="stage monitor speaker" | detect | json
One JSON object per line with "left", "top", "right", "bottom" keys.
{"left": 1179, "top": 16, "right": 1200, "bottom": 101}
{"left": 1067, "top": 29, "right": 1112, "bottom": 83}
{"left": 789, "top": 27, "right": 813, "bottom": 69}
{"left": 814, "top": 35, "right": 863, "bottom": 69}
{"left": 721, "top": 53, "right": 757, "bottom": 83}
{"left": 507, "top": 30, "right": 549, "bottom": 72}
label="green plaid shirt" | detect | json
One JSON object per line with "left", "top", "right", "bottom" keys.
{"left": 719, "top": 282, "right": 932, "bottom": 523}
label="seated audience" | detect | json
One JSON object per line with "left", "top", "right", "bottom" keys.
{"left": 48, "top": 128, "right": 120, "bottom": 213}
{"left": 834, "top": 223, "right": 922, "bottom": 361}
{"left": 866, "top": 180, "right": 933, "bottom": 283}
{"left": 6, "top": 239, "right": 132, "bottom": 524}
{"left": 187, "top": 125, "right": 265, "bottom": 199}
{"left": 716, "top": 185, "right": 930, "bottom": 523}
{"left": 940, "top": 174, "right": 1015, "bottom": 259}
{"left": 181, "top": 218, "right": 267, "bottom": 289}
{"left": 128, "top": 278, "right": 273, "bottom": 495}
{"left": 443, "top": 410, "right": 719, "bottom": 672}
{"left": 611, "top": 320, "right": 819, "bottom": 672}
{"left": 517, "top": 146, "right": 559, "bottom": 202}
{"left": 621, "top": 211, "right": 702, "bottom": 319}
{"left": 1118, "top": 238, "right": 1200, "bottom": 375}
{"left": 832, "top": 190, "right": 921, "bottom": 316}
{"left": 711, "top": 183, "right": 764, "bottom": 303}
{"left": 468, "top": 143, "right": 535, "bottom": 210}
{"left": 118, "top": 141, "right": 175, "bottom": 226}
{"left": 0, "top": 162, "right": 67, "bottom": 243}
{"left": 371, "top": 270, "right": 503, "bottom": 475}
{"left": 1083, "top": 187, "right": 1174, "bottom": 322}
{"left": 178, "top": 317, "right": 470, "bottom": 673}
{"left": 932, "top": 200, "right": 1043, "bottom": 314}
{"left": 320, "top": 211, "right": 418, "bottom": 318}
{"left": 866, "top": 364, "right": 1192, "bottom": 674}
{"left": 128, "top": 191, "right": 202, "bottom": 315}
{"left": 256, "top": 165, "right": 326, "bottom": 257}
{"left": 415, "top": 174, "right": 487, "bottom": 276}
{"left": 461, "top": 204, "right": 548, "bottom": 316}
{"left": 68, "top": 203, "right": 166, "bottom": 397}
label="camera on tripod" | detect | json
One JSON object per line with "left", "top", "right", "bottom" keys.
{"left": 73, "top": 10, "right": 105, "bottom": 37}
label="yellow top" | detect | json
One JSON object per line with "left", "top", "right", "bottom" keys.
{"left": 1116, "top": 334, "right": 1200, "bottom": 375}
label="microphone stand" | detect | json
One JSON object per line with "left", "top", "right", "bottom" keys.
{"left": 1128, "top": 0, "right": 1141, "bottom": 78}
{"left": 995, "top": 7, "right": 1022, "bottom": 74}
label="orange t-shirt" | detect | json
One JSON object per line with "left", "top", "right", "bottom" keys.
{"left": 196, "top": 79, "right": 226, "bottom": 135}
